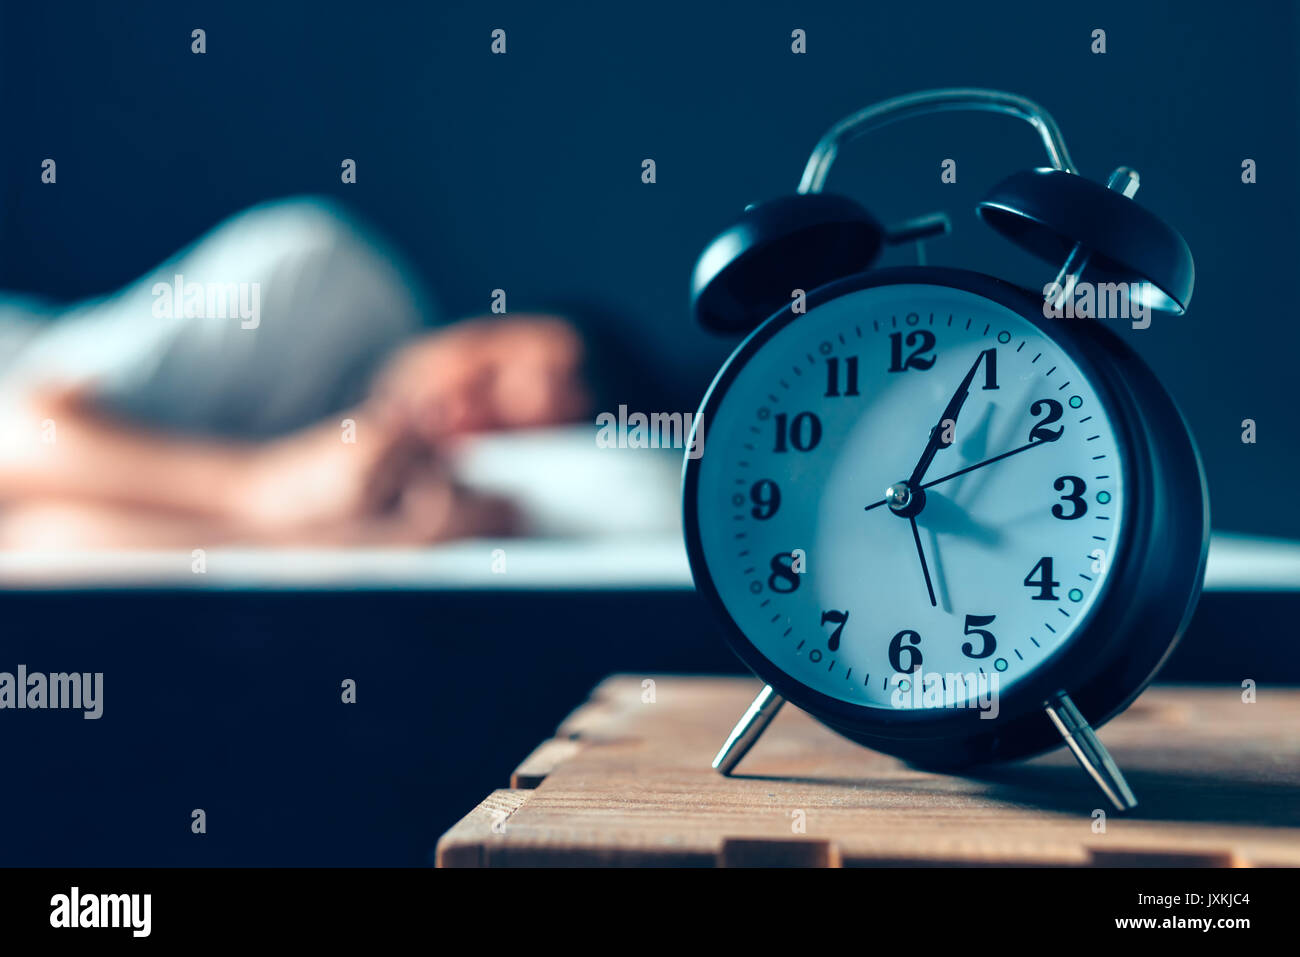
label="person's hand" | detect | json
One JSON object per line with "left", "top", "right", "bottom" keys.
{"left": 237, "top": 412, "right": 416, "bottom": 534}
{"left": 237, "top": 412, "right": 519, "bottom": 543}
{"left": 370, "top": 315, "right": 590, "bottom": 442}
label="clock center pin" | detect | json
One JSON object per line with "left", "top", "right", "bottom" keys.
{"left": 886, "top": 481, "right": 925, "bottom": 517}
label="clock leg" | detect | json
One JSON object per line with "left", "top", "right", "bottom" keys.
{"left": 1044, "top": 692, "right": 1138, "bottom": 811}
{"left": 712, "top": 684, "right": 786, "bottom": 775}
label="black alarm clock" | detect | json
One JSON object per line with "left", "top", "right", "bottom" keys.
{"left": 682, "top": 89, "right": 1209, "bottom": 809}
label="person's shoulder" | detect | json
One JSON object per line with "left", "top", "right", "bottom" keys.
{"left": 220, "top": 196, "right": 382, "bottom": 257}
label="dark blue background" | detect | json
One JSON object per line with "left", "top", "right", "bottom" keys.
{"left": 1, "top": 2, "right": 1297, "bottom": 865}
{"left": 3, "top": 0, "right": 1296, "bottom": 534}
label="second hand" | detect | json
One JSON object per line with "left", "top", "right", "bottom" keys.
{"left": 864, "top": 439, "right": 1049, "bottom": 512}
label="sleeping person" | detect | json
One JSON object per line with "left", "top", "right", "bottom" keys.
{"left": 0, "top": 198, "right": 590, "bottom": 547}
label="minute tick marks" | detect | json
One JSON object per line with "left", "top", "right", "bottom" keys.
{"left": 689, "top": 273, "right": 1147, "bottom": 735}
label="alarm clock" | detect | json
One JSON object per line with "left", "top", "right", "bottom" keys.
{"left": 682, "top": 89, "right": 1209, "bottom": 810}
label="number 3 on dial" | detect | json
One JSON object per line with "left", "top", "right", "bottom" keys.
{"left": 1053, "top": 475, "right": 1087, "bottom": 519}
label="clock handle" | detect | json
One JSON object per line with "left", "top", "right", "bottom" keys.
{"left": 712, "top": 685, "right": 786, "bottom": 775}
{"left": 1045, "top": 692, "right": 1139, "bottom": 812}
{"left": 798, "top": 88, "right": 1077, "bottom": 195}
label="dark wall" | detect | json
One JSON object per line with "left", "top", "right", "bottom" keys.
{"left": 3, "top": 1, "right": 1297, "bottom": 536}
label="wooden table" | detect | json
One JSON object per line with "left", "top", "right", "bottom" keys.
{"left": 437, "top": 676, "right": 1300, "bottom": 867}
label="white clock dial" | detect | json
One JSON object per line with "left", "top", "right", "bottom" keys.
{"left": 693, "top": 283, "right": 1126, "bottom": 710}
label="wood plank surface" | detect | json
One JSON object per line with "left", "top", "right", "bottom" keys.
{"left": 437, "top": 676, "right": 1300, "bottom": 867}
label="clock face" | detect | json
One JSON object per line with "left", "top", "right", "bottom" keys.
{"left": 689, "top": 282, "right": 1127, "bottom": 714}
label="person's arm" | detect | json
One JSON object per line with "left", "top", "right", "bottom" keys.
{"left": 0, "top": 500, "right": 247, "bottom": 550}
{"left": 0, "top": 386, "right": 254, "bottom": 520}
{"left": 0, "top": 386, "right": 520, "bottom": 549}
{"left": 0, "top": 386, "right": 420, "bottom": 536}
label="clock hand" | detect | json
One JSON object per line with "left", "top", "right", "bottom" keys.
{"left": 905, "top": 348, "right": 992, "bottom": 488}
{"left": 908, "top": 515, "right": 938, "bottom": 607}
{"left": 882, "top": 349, "right": 992, "bottom": 601}
{"left": 919, "top": 438, "right": 1046, "bottom": 489}
{"left": 864, "top": 439, "right": 1049, "bottom": 511}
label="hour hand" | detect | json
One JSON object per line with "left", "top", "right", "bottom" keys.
{"left": 907, "top": 347, "right": 994, "bottom": 486}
